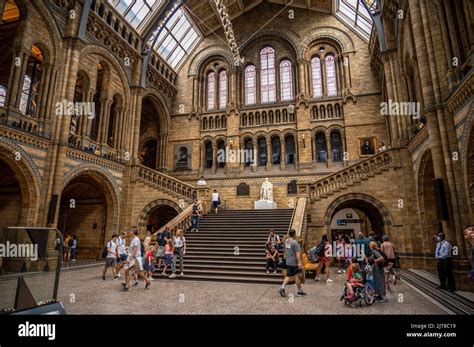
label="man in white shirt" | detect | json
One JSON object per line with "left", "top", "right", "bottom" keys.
{"left": 212, "top": 189, "right": 220, "bottom": 214}
{"left": 114, "top": 232, "right": 127, "bottom": 277}
{"left": 434, "top": 232, "right": 455, "bottom": 292}
{"left": 122, "top": 229, "right": 150, "bottom": 291}
{"left": 197, "top": 176, "right": 207, "bottom": 186}
{"left": 102, "top": 234, "right": 118, "bottom": 280}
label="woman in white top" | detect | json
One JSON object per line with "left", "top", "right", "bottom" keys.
{"left": 170, "top": 229, "right": 186, "bottom": 278}
{"left": 144, "top": 230, "right": 152, "bottom": 251}
{"left": 212, "top": 189, "right": 220, "bottom": 214}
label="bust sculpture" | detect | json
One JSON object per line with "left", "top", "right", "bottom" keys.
{"left": 260, "top": 178, "right": 273, "bottom": 201}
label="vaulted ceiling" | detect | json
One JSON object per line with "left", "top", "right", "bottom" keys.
{"left": 183, "top": 0, "right": 333, "bottom": 36}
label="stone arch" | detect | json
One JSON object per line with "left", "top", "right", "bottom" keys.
{"left": 62, "top": 165, "right": 120, "bottom": 231}
{"left": 141, "top": 91, "right": 170, "bottom": 132}
{"left": 59, "top": 167, "right": 120, "bottom": 258}
{"left": 79, "top": 45, "right": 131, "bottom": 99}
{"left": 417, "top": 148, "right": 439, "bottom": 254}
{"left": 136, "top": 199, "right": 181, "bottom": 233}
{"left": 324, "top": 193, "right": 393, "bottom": 239}
{"left": 300, "top": 26, "right": 355, "bottom": 58}
{"left": 28, "top": 0, "right": 63, "bottom": 66}
{"left": 188, "top": 45, "right": 234, "bottom": 76}
{"left": 239, "top": 28, "right": 300, "bottom": 58}
{"left": 0, "top": 142, "right": 41, "bottom": 226}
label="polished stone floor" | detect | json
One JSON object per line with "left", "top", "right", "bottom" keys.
{"left": 56, "top": 265, "right": 446, "bottom": 314}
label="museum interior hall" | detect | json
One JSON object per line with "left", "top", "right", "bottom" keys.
{"left": 0, "top": 0, "right": 472, "bottom": 296}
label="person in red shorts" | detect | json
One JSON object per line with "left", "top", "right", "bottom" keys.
{"left": 315, "top": 234, "right": 333, "bottom": 283}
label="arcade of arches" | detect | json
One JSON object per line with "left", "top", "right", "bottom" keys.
{"left": 0, "top": 0, "right": 472, "bottom": 289}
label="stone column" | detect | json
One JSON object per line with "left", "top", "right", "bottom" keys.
{"left": 199, "top": 143, "right": 205, "bottom": 175}
{"left": 99, "top": 98, "right": 111, "bottom": 145}
{"left": 408, "top": 0, "right": 455, "bottom": 242}
{"left": 342, "top": 54, "right": 351, "bottom": 92}
{"left": 280, "top": 136, "right": 286, "bottom": 170}
{"left": 211, "top": 143, "right": 217, "bottom": 174}
{"left": 296, "top": 59, "right": 306, "bottom": 95}
{"left": 252, "top": 143, "right": 258, "bottom": 172}
{"left": 266, "top": 140, "right": 272, "bottom": 171}
{"left": 326, "top": 135, "right": 331, "bottom": 169}
{"left": 381, "top": 53, "right": 400, "bottom": 146}
{"left": 192, "top": 75, "right": 198, "bottom": 107}
{"left": 83, "top": 89, "right": 95, "bottom": 137}
{"left": 229, "top": 69, "right": 237, "bottom": 104}
{"left": 8, "top": 50, "right": 29, "bottom": 108}
{"left": 320, "top": 56, "right": 327, "bottom": 97}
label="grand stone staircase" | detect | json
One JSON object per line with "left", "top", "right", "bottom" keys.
{"left": 154, "top": 208, "right": 293, "bottom": 284}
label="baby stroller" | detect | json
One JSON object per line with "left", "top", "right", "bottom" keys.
{"left": 340, "top": 269, "right": 375, "bottom": 307}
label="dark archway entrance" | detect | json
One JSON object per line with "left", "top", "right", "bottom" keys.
{"left": 58, "top": 174, "right": 113, "bottom": 259}
{"left": 0, "top": 159, "right": 22, "bottom": 230}
{"left": 146, "top": 205, "right": 179, "bottom": 232}
{"left": 328, "top": 199, "right": 386, "bottom": 241}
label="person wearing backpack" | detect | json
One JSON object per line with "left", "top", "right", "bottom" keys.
{"left": 102, "top": 234, "right": 118, "bottom": 280}
{"left": 314, "top": 234, "right": 333, "bottom": 283}
{"left": 191, "top": 199, "right": 203, "bottom": 232}
{"left": 369, "top": 241, "right": 387, "bottom": 302}
{"left": 156, "top": 225, "right": 171, "bottom": 272}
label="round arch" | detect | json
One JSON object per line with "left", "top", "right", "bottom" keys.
{"left": 300, "top": 26, "right": 355, "bottom": 58}
{"left": 0, "top": 143, "right": 40, "bottom": 227}
{"left": 324, "top": 193, "right": 393, "bottom": 239}
{"left": 137, "top": 199, "right": 181, "bottom": 234}
{"left": 188, "top": 45, "right": 235, "bottom": 76}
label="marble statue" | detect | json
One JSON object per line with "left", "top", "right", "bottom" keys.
{"left": 260, "top": 178, "right": 273, "bottom": 201}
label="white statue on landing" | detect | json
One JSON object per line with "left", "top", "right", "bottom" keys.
{"left": 255, "top": 178, "right": 277, "bottom": 209}
{"left": 260, "top": 178, "right": 274, "bottom": 201}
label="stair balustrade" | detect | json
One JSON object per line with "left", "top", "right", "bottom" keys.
{"left": 301, "top": 149, "right": 393, "bottom": 200}
{"left": 153, "top": 205, "right": 193, "bottom": 237}
{"left": 134, "top": 164, "right": 197, "bottom": 202}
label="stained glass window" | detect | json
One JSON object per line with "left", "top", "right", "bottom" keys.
{"left": 325, "top": 54, "right": 337, "bottom": 97}
{"left": 0, "top": 85, "right": 6, "bottom": 107}
{"left": 280, "top": 60, "right": 293, "bottom": 101}
{"left": 311, "top": 56, "right": 323, "bottom": 98}
{"left": 207, "top": 71, "right": 215, "bottom": 111}
{"left": 245, "top": 65, "right": 256, "bottom": 106}
{"left": 219, "top": 70, "right": 227, "bottom": 109}
{"left": 260, "top": 47, "right": 276, "bottom": 103}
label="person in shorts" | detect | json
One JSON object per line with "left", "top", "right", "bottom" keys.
{"left": 114, "top": 232, "right": 127, "bottom": 276}
{"left": 156, "top": 225, "right": 171, "bottom": 271}
{"left": 279, "top": 229, "right": 306, "bottom": 297}
{"left": 212, "top": 189, "right": 220, "bottom": 214}
{"left": 122, "top": 229, "right": 150, "bottom": 291}
{"left": 102, "top": 234, "right": 118, "bottom": 280}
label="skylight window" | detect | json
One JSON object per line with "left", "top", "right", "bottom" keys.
{"left": 152, "top": 8, "right": 201, "bottom": 69}
{"left": 109, "top": 0, "right": 161, "bottom": 30}
{"left": 335, "top": 0, "right": 373, "bottom": 40}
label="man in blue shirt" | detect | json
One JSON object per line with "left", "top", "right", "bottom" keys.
{"left": 435, "top": 232, "right": 456, "bottom": 292}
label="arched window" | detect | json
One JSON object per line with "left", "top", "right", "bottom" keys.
{"left": 311, "top": 56, "right": 323, "bottom": 98}
{"left": 0, "top": 85, "right": 6, "bottom": 107}
{"left": 325, "top": 54, "right": 337, "bottom": 96}
{"left": 207, "top": 71, "right": 216, "bottom": 111}
{"left": 315, "top": 132, "right": 327, "bottom": 163}
{"left": 280, "top": 60, "right": 293, "bottom": 101}
{"left": 219, "top": 70, "right": 227, "bottom": 109}
{"left": 260, "top": 47, "right": 276, "bottom": 103}
{"left": 244, "top": 65, "right": 256, "bottom": 105}
{"left": 331, "top": 130, "right": 342, "bottom": 162}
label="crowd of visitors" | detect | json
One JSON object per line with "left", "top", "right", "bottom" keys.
{"left": 101, "top": 225, "right": 187, "bottom": 290}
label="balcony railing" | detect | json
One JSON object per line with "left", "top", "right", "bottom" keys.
{"left": 240, "top": 105, "right": 295, "bottom": 128}
{"left": 310, "top": 100, "right": 343, "bottom": 121}
{"left": 301, "top": 149, "right": 393, "bottom": 200}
